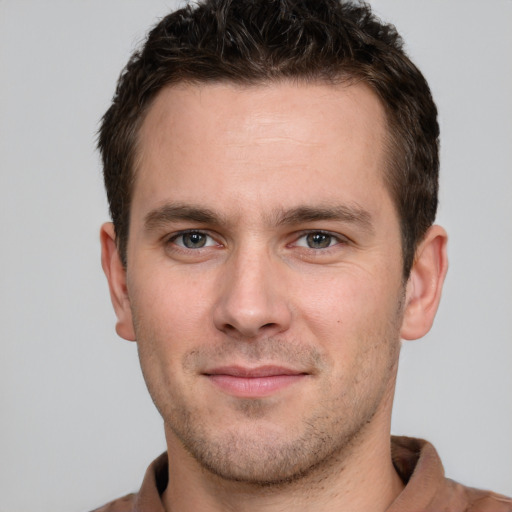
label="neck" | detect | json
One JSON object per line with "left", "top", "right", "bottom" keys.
{"left": 162, "top": 396, "right": 404, "bottom": 512}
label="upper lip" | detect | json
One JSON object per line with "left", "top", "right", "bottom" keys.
{"left": 203, "top": 365, "right": 307, "bottom": 378}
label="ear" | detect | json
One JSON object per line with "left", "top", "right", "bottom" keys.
{"left": 400, "top": 225, "right": 448, "bottom": 340}
{"left": 100, "top": 222, "right": 136, "bottom": 341}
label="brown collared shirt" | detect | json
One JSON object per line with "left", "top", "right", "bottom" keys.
{"left": 92, "top": 436, "right": 512, "bottom": 512}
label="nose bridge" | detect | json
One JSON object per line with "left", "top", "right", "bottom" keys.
{"left": 213, "top": 240, "right": 291, "bottom": 339}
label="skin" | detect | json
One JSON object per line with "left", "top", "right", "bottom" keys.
{"left": 101, "top": 81, "right": 448, "bottom": 512}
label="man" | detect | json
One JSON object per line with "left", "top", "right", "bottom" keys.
{"left": 95, "top": 0, "right": 511, "bottom": 511}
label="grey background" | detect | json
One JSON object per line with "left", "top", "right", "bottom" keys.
{"left": 1, "top": 1, "right": 511, "bottom": 511}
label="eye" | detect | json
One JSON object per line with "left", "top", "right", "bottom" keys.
{"left": 171, "top": 231, "right": 217, "bottom": 249}
{"left": 294, "top": 231, "right": 342, "bottom": 249}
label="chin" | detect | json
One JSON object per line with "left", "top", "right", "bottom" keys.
{"left": 168, "top": 413, "right": 360, "bottom": 487}
{"left": 187, "top": 434, "right": 328, "bottom": 486}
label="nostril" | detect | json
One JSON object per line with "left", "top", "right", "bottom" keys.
{"left": 219, "top": 320, "right": 282, "bottom": 340}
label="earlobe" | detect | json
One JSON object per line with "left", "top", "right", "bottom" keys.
{"left": 400, "top": 225, "right": 448, "bottom": 341}
{"left": 100, "top": 222, "right": 136, "bottom": 341}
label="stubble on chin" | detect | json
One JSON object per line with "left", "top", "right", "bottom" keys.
{"left": 138, "top": 302, "right": 404, "bottom": 487}
{"left": 165, "top": 403, "right": 349, "bottom": 488}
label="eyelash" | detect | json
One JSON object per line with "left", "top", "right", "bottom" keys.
{"left": 292, "top": 230, "right": 348, "bottom": 250}
{"left": 166, "top": 230, "right": 220, "bottom": 250}
{"left": 165, "top": 229, "right": 348, "bottom": 252}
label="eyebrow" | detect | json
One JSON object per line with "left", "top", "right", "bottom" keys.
{"left": 144, "top": 204, "right": 225, "bottom": 231}
{"left": 144, "top": 202, "right": 374, "bottom": 233}
{"left": 273, "top": 205, "right": 373, "bottom": 232}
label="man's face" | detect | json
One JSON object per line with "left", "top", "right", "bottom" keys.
{"left": 120, "top": 82, "right": 407, "bottom": 483}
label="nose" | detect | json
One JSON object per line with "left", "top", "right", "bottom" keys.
{"left": 213, "top": 248, "right": 292, "bottom": 340}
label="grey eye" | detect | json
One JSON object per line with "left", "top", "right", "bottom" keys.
{"left": 305, "top": 232, "right": 333, "bottom": 249}
{"left": 180, "top": 232, "right": 208, "bottom": 248}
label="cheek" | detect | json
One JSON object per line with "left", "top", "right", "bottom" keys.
{"left": 129, "top": 273, "right": 207, "bottom": 408}
{"left": 128, "top": 268, "right": 214, "bottom": 357}
{"left": 293, "top": 266, "right": 402, "bottom": 354}
{"left": 295, "top": 269, "right": 384, "bottom": 324}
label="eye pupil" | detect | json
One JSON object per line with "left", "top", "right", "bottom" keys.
{"left": 183, "top": 232, "right": 206, "bottom": 248}
{"left": 306, "top": 232, "right": 332, "bottom": 249}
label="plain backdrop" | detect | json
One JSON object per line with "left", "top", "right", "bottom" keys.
{"left": 1, "top": 1, "right": 511, "bottom": 511}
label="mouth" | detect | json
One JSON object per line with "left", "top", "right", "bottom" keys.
{"left": 203, "top": 365, "right": 308, "bottom": 398}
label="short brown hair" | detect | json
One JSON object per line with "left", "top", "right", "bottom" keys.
{"left": 98, "top": 0, "right": 439, "bottom": 276}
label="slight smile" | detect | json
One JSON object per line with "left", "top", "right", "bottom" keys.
{"left": 204, "top": 366, "right": 308, "bottom": 398}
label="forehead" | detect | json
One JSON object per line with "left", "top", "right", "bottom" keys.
{"left": 134, "top": 80, "right": 391, "bottom": 221}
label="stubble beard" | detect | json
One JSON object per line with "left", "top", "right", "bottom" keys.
{"left": 163, "top": 393, "right": 382, "bottom": 488}
{"left": 136, "top": 317, "right": 403, "bottom": 489}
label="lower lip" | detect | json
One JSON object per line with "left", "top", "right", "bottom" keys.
{"left": 206, "top": 374, "right": 305, "bottom": 398}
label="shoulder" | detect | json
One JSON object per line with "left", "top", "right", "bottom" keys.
{"left": 433, "top": 477, "right": 512, "bottom": 511}
{"left": 89, "top": 493, "right": 136, "bottom": 512}
{"left": 88, "top": 452, "right": 167, "bottom": 512}
{"left": 462, "top": 484, "right": 512, "bottom": 512}
{"left": 390, "top": 436, "right": 512, "bottom": 512}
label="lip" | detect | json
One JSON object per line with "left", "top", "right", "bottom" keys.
{"left": 203, "top": 365, "right": 307, "bottom": 398}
